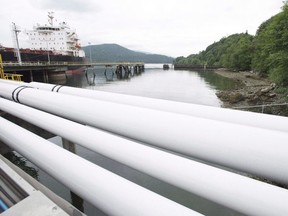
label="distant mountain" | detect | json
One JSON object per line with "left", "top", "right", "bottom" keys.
{"left": 82, "top": 44, "right": 174, "bottom": 63}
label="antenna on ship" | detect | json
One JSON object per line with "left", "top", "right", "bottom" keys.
{"left": 48, "top": 11, "right": 55, "bottom": 26}
{"left": 11, "top": 22, "right": 22, "bottom": 65}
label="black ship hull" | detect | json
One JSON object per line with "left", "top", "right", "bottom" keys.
{"left": 1, "top": 48, "right": 88, "bottom": 83}
{"left": 0, "top": 49, "right": 87, "bottom": 63}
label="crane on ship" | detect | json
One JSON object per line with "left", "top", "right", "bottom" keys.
{"left": 11, "top": 22, "right": 22, "bottom": 65}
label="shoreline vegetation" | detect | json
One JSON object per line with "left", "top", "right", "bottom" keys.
{"left": 214, "top": 69, "right": 288, "bottom": 116}
{"left": 174, "top": 2, "right": 288, "bottom": 113}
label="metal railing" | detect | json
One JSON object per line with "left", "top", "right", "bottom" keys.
{"left": 2, "top": 73, "right": 23, "bottom": 81}
{"left": 2, "top": 61, "right": 74, "bottom": 66}
{"left": 2, "top": 61, "right": 145, "bottom": 67}
{"left": 0, "top": 54, "right": 22, "bottom": 81}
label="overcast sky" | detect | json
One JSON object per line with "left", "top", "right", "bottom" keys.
{"left": 0, "top": 0, "right": 283, "bottom": 57}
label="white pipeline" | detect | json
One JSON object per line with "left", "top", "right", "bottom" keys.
{"left": 1, "top": 79, "right": 287, "bottom": 132}
{"left": 0, "top": 117, "right": 200, "bottom": 216}
{"left": 0, "top": 82, "right": 288, "bottom": 186}
{"left": 26, "top": 81, "right": 288, "bottom": 133}
{"left": 1, "top": 98, "right": 288, "bottom": 215}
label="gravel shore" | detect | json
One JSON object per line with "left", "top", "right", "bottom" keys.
{"left": 214, "top": 69, "right": 288, "bottom": 116}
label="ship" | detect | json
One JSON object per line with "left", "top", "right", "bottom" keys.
{"left": 0, "top": 12, "right": 87, "bottom": 64}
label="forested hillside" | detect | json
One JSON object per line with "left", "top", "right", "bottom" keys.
{"left": 82, "top": 44, "right": 174, "bottom": 63}
{"left": 175, "top": 2, "right": 288, "bottom": 86}
{"left": 252, "top": 3, "right": 288, "bottom": 86}
{"left": 175, "top": 33, "right": 253, "bottom": 71}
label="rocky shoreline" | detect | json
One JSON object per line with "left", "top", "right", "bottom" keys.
{"left": 214, "top": 69, "right": 288, "bottom": 116}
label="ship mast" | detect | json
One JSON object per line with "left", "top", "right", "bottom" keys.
{"left": 12, "top": 22, "right": 22, "bottom": 65}
{"left": 48, "top": 12, "right": 55, "bottom": 26}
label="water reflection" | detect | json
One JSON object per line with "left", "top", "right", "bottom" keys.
{"left": 81, "top": 64, "right": 145, "bottom": 87}
{"left": 4, "top": 152, "right": 38, "bottom": 180}
{"left": 103, "top": 65, "right": 115, "bottom": 81}
{"left": 197, "top": 70, "right": 242, "bottom": 90}
{"left": 70, "top": 191, "right": 84, "bottom": 213}
{"left": 85, "top": 68, "right": 96, "bottom": 85}
{"left": 97, "top": 70, "right": 221, "bottom": 106}
{"left": 66, "top": 67, "right": 226, "bottom": 107}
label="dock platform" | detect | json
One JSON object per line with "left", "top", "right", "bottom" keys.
{"left": 1, "top": 61, "right": 145, "bottom": 82}
{"left": 0, "top": 155, "right": 86, "bottom": 215}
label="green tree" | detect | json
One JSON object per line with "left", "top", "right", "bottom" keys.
{"left": 252, "top": 16, "right": 278, "bottom": 74}
{"left": 268, "top": 52, "right": 288, "bottom": 86}
{"left": 175, "top": 33, "right": 254, "bottom": 71}
{"left": 230, "top": 35, "right": 254, "bottom": 71}
{"left": 175, "top": 1, "right": 288, "bottom": 86}
{"left": 252, "top": 2, "right": 288, "bottom": 85}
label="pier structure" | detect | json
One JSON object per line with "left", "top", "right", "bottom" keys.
{"left": 0, "top": 80, "right": 288, "bottom": 215}
{"left": 174, "top": 63, "right": 219, "bottom": 70}
{"left": 1, "top": 61, "right": 145, "bottom": 83}
{"left": 114, "top": 63, "right": 145, "bottom": 80}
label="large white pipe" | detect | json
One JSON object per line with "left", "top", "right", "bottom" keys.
{"left": 27, "top": 81, "right": 288, "bottom": 133}
{"left": 0, "top": 82, "right": 288, "bottom": 186}
{"left": 1, "top": 98, "right": 288, "bottom": 215}
{"left": 0, "top": 117, "right": 200, "bottom": 216}
{"left": 1, "top": 79, "right": 287, "bottom": 133}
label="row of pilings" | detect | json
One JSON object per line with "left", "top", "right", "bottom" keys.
{"left": 114, "top": 64, "right": 145, "bottom": 80}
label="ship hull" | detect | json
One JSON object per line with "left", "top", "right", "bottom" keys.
{"left": 0, "top": 48, "right": 87, "bottom": 83}
{"left": 0, "top": 49, "right": 87, "bottom": 63}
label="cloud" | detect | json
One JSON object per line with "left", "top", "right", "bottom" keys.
{"left": 31, "top": 0, "right": 100, "bottom": 13}
{"left": 0, "top": 0, "right": 284, "bottom": 57}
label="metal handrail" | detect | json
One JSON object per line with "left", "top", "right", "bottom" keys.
{"left": 233, "top": 103, "right": 288, "bottom": 113}
{"left": 2, "top": 61, "right": 145, "bottom": 67}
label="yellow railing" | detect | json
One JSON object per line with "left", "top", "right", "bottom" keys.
{"left": 3, "top": 73, "right": 23, "bottom": 81}
{"left": 0, "top": 54, "right": 4, "bottom": 79}
{"left": 0, "top": 54, "right": 22, "bottom": 81}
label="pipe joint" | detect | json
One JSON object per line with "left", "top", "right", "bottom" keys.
{"left": 11, "top": 86, "right": 32, "bottom": 103}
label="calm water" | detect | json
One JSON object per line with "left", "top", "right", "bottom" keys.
{"left": 65, "top": 64, "right": 238, "bottom": 106}
{"left": 23, "top": 65, "right": 244, "bottom": 216}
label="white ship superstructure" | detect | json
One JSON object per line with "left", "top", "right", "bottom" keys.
{"left": 26, "top": 12, "right": 85, "bottom": 57}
